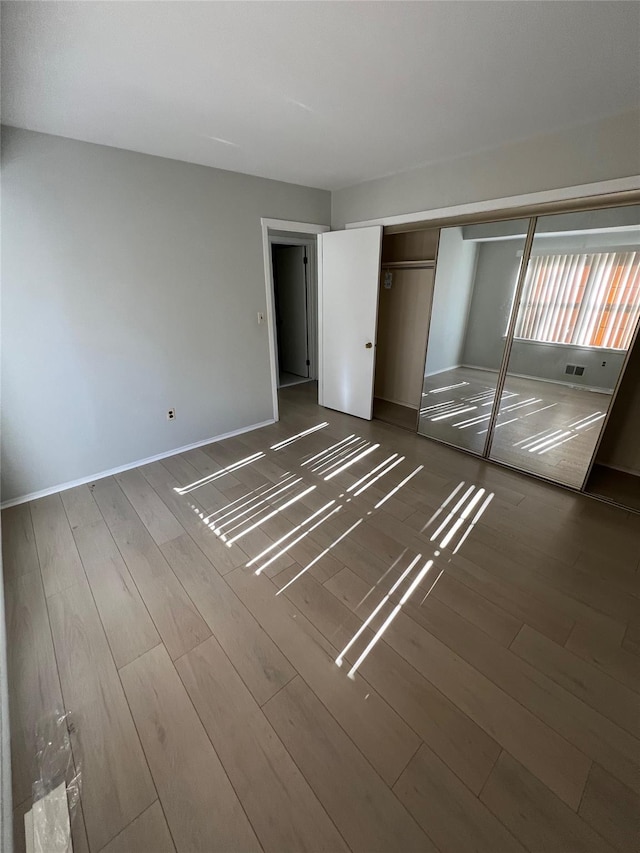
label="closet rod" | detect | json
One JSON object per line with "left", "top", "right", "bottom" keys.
{"left": 381, "top": 260, "right": 435, "bottom": 269}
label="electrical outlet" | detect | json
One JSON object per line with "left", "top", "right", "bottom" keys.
{"left": 602, "top": 360, "right": 607, "bottom": 367}
{"left": 167, "top": 408, "right": 176, "bottom": 420}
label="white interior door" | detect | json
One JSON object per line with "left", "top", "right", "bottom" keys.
{"left": 320, "top": 226, "right": 382, "bottom": 419}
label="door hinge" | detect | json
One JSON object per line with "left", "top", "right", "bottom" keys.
{"left": 306, "top": 359, "right": 310, "bottom": 366}
{"left": 303, "top": 255, "right": 308, "bottom": 264}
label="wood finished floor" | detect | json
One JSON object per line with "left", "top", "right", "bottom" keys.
{"left": 5, "top": 380, "right": 640, "bottom": 853}
{"left": 419, "top": 367, "right": 613, "bottom": 489}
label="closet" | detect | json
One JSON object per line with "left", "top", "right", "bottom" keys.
{"left": 412, "top": 203, "right": 640, "bottom": 507}
{"left": 319, "top": 195, "right": 640, "bottom": 512}
{"left": 372, "top": 229, "right": 438, "bottom": 430}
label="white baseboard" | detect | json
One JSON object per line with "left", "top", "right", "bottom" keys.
{"left": 507, "top": 371, "right": 613, "bottom": 394}
{"left": 460, "top": 364, "right": 499, "bottom": 374}
{"left": 459, "top": 364, "right": 613, "bottom": 394}
{"left": 1, "top": 419, "right": 276, "bottom": 509}
{"left": 423, "top": 365, "right": 463, "bottom": 378}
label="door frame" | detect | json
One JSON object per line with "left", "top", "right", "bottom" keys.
{"left": 261, "top": 219, "right": 330, "bottom": 421}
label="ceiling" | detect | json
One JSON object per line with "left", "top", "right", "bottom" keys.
{"left": 2, "top": 1, "right": 639, "bottom": 190}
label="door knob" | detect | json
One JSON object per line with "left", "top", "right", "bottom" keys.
{"left": 365, "top": 342, "right": 373, "bottom": 349}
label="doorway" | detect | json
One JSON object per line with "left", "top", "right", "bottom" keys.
{"left": 261, "top": 218, "right": 329, "bottom": 422}
{"left": 271, "top": 243, "right": 312, "bottom": 387}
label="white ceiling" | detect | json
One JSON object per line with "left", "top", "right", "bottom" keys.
{"left": 2, "top": 1, "right": 639, "bottom": 190}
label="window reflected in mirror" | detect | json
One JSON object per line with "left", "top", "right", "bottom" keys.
{"left": 488, "top": 205, "right": 640, "bottom": 488}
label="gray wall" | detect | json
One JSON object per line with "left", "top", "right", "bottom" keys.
{"left": 332, "top": 109, "right": 640, "bottom": 228}
{"left": 506, "top": 342, "right": 626, "bottom": 390}
{"left": 425, "top": 228, "right": 477, "bottom": 376}
{"left": 1, "top": 127, "right": 330, "bottom": 502}
{"left": 461, "top": 239, "right": 523, "bottom": 371}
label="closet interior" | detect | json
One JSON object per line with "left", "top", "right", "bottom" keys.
{"left": 372, "top": 228, "right": 438, "bottom": 430}
{"left": 371, "top": 201, "right": 640, "bottom": 512}
{"left": 586, "top": 339, "right": 640, "bottom": 510}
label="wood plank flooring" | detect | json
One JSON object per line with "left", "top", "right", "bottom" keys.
{"left": 4, "top": 380, "right": 639, "bottom": 852}
{"left": 419, "top": 366, "right": 613, "bottom": 489}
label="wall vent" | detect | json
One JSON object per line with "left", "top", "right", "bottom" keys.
{"left": 565, "top": 365, "right": 575, "bottom": 374}
{"left": 574, "top": 366, "right": 585, "bottom": 376}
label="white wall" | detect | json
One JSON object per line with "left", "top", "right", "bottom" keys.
{"left": 1, "top": 127, "right": 330, "bottom": 503}
{"left": 332, "top": 109, "right": 640, "bottom": 228}
{"left": 424, "top": 228, "right": 477, "bottom": 376}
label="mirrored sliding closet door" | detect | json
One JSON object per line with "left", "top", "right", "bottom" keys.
{"left": 418, "top": 218, "right": 530, "bottom": 454}
{"left": 487, "top": 205, "right": 640, "bottom": 488}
